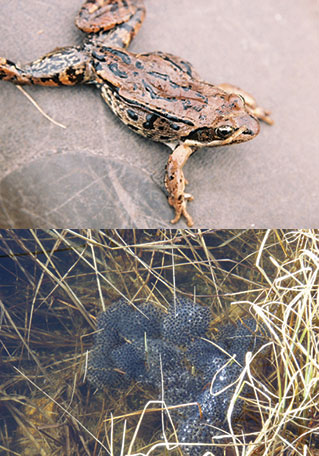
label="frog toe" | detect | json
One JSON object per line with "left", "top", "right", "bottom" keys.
{"left": 168, "top": 195, "right": 194, "bottom": 227}
{"left": 0, "top": 58, "right": 30, "bottom": 84}
{"left": 253, "top": 107, "right": 274, "bottom": 125}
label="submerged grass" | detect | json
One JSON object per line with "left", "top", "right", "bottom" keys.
{"left": 0, "top": 229, "right": 318, "bottom": 455}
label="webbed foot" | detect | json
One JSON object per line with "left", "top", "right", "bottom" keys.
{"left": 168, "top": 192, "right": 194, "bottom": 227}
{"left": 217, "top": 82, "right": 274, "bottom": 125}
{"left": 0, "top": 57, "right": 31, "bottom": 85}
{"left": 165, "top": 144, "right": 196, "bottom": 227}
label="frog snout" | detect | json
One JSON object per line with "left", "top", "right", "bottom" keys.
{"left": 239, "top": 113, "right": 260, "bottom": 138}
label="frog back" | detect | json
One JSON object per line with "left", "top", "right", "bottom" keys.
{"left": 93, "top": 47, "right": 228, "bottom": 142}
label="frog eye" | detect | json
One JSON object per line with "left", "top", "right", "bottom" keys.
{"left": 214, "top": 125, "right": 234, "bottom": 139}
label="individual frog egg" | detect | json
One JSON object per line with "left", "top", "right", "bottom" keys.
{"left": 87, "top": 345, "right": 128, "bottom": 389}
{"left": 117, "top": 302, "right": 163, "bottom": 342}
{"left": 110, "top": 341, "right": 147, "bottom": 380}
{"left": 161, "top": 296, "right": 211, "bottom": 346}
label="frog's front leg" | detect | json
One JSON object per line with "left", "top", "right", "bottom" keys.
{"left": 0, "top": 47, "right": 94, "bottom": 86}
{"left": 164, "top": 144, "right": 196, "bottom": 227}
{"left": 217, "top": 83, "right": 274, "bottom": 125}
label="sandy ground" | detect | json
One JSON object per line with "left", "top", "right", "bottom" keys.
{"left": 0, "top": 0, "right": 318, "bottom": 227}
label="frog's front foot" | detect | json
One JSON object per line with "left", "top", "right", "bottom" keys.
{"left": 165, "top": 144, "right": 196, "bottom": 227}
{"left": 168, "top": 191, "right": 194, "bottom": 227}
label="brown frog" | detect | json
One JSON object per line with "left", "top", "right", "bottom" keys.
{"left": 0, "top": 0, "right": 273, "bottom": 226}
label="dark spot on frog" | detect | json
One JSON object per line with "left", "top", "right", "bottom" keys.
{"left": 182, "top": 98, "right": 203, "bottom": 113}
{"left": 127, "top": 123, "right": 139, "bottom": 131}
{"left": 135, "top": 60, "right": 144, "bottom": 69}
{"left": 159, "top": 135, "right": 171, "bottom": 141}
{"left": 127, "top": 109, "right": 138, "bottom": 121}
{"left": 162, "top": 55, "right": 186, "bottom": 75}
{"left": 195, "top": 92, "right": 208, "bottom": 104}
{"left": 170, "top": 81, "right": 181, "bottom": 90}
{"left": 104, "top": 79, "right": 119, "bottom": 95}
{"left": 192, "top": 105, "right": 204, "bottom": 112}
{"left": 186, "top": 127, "right": 214, "bottom": 142}
{"left": 66, "top": 67, "right": 83, "bottom": 81}
{"left": 143, "top": 113, "right": 158, "bottom": 129}
{"left": 101, "top": 47, "right": 132, "bottom": 65}
{"left": 180, "top": 60, "right": 193, "bottom": 77}
{"left": 110, "top": 2, "right": 119, "bottom": 13}
{"left": 108, "top": 62, "right": 128, "bottom": 78}
{"left": 121, "top": 22, "right": 135, "bottom": 33}
{"left": 148, "top": 71, "right": 168, "bottom": 81}
{"left": 92, "top": 50, "right": 106, "bottom": 62}
{"left": 164, "top": 112, "right": 194, "bottom": 126}
{"left": 182, "top": 100, "right": 192, "bottom": 110}
{"left": 170, "top": 123, "right": 180, "bottom": 131}
{"left": 142, "top": 79, "right": 157, "bottom": 99}
{"left": 40, "top": 74, "right": 60, "bottom": 85}
{"left": 93, "top": 61, "right": 103, "bottom": 72}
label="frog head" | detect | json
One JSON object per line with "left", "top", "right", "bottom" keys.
{"left": 184, "top": 93, "right": 260, "bottom": 148}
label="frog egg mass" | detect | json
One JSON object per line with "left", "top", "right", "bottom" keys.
{"left": 162, "top": 295, "right": 211, "bottom": 345}
{"left": 87, "top": 297, "right": 266, "bottom": 455}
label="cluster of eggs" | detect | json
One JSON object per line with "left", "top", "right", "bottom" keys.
{"left": 87, "top": 296, "right": 265, "bottom": 455}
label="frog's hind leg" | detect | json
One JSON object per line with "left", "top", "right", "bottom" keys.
{"left": 165, "top": 144, "right": 196, "bottom": 227}
{"left": 217, "top": 82, "right": 274, "bottom": 125}
{"left": 0, "top": 47, "right": 95, "bottom": 86}
{"left": 76, "top": 0, "right": 146, "bottom": 48}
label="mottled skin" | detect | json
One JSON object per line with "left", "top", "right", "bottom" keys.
{"left": 0, "top": 0, "right": 273, "bottom": 226}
